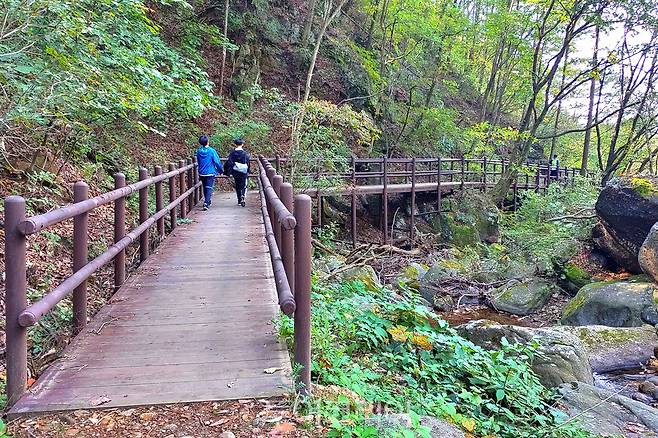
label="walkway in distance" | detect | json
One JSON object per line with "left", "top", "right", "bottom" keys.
{"left": 10, "top": 192, "right": 292, "bottom": 415}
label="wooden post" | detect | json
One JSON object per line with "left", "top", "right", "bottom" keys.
{"left": 513, "top": 178, "right": 518, "bottom": 211}
{"left": 192, "top": 157, "right": 199, "bottom": 206}
{"left": 139, "top": 167, "right": 149, "bottom": 262}
{"left": 273, "top": 174, "right": 283, "bottom": 249}
{"left": 275, "top": 155, "right": 281, "bottom": 174}
{"left": 351, "top": 189, "right": 357, "bottom": 248}
{"left": 450, "top": 160, "right": 455, "bottom": 183}
{"left": 154, "top": 166, "right": 165, "bottom": 238}
{"left": 168, "top": 163, "right": 177, "bottom": 230}
{"left": 460, "top": 156, "right": 465, "bottom": 190}
{"left": 73, "top": 181, "right": 89, "bottom": 334}
{"left": 179, "top": 159, "right": 187, "bottom": 218}
{"left": 114, "top": 173, "right": 126, "bottom": 293}
{"left": 535, "top": 166, "right": 541, "bottom": 193}
{"left": 383, "top": 156, "right": 389, "bottom": 245}
{"left": 482, "top": 157, "right": 488, "bottom": 191}
{"left": 410, "top": 157, "right": 416, "bottom": 246}
{"left": 294, "top": 195, "right": 312, "bottom": 396}
{"left": 5, "top": 196, "right": 27, "bottom": 407}
{"left": 437, "top": 157, "right": 442, "bottom": 224}
{"left": 280, "top": 183, "right": 295, "bottom": 294}
{"left": 186, "top": 158, "right": 194, "bottom": 212}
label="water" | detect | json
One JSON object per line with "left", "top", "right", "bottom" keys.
{"left": 437, "top": 305, "right": 534, "bottom": 327}
{"left": 594, "top": 367, "right": 657, "bottom": 406}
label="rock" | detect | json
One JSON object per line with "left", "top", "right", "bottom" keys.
{"left": 640, "top": 381, "right": 657, "bottom": 395}
{"left": 219, "top": 432, "right": 236, "bottom": 438}
{"left": 557, "top": 382, "right": 658, "bottom": 437}
{"left": 457, "top": 320, "right": 593, "bottom": 387}
{"left": 366, "top": 414, "right": 465, "bottom": 438}
{"left": 314, "top": 256, "right": 346, "bottom": 275}
{"left": 490, "top": 279, "right": 554, "bottom": 315}
{"left": 561, "top": 280, "right": 658, "bottom": 327}
{"left": 418, "top": 260, "right": 462, "bottom": 308}
{"left": 594, "top": 177, "right": 658, "bottom": 273}
{"left": 312, "top": 384, "right": 372, "bottom": 415}
{"left": 437, "top": 193, "right": 501, "bottom": 246}
{"left": 553, "top": 325, "right": 658, "bottom": 373}
{"left": 640, "top": 222, "right": 658, "bottom": 282}
{"left": 501, "top": 260, "right": 538, "bottom": 280}
{"left": 558, "top": 263, "right": 593, "bottom": 294}
{"left": 336, "top": 265, "right": 382, "bottom": 292}
{"left": 395, "top": 263, "right": 429, "bottom": 291}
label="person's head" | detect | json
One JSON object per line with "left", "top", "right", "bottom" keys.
{"left": 233, "top": 138, "right": 245, "bottom": 149}
{"left": 553, "top": 154, "right": 558, "bottom": 159}
{"left": 199, "top": 135, "right": 209, "bottom": 147}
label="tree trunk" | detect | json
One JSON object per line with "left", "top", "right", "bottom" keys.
{"left": 301, "top": 0, "right": 319, "bottom": 46}
{"left": 549, "top": 45, "right": 569, "bottom": 160}
{"left": 581, "top": 25, "right": 599, "bottom": 175}
{"left": 218, "top": 0, "right": 230, "bottom": 95}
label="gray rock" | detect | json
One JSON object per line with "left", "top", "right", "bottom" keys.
{"left": 490, "top": 279, "right": 554, "bottom": 315}
{"left": 336, "top": 265, "right": 382, "bottom": 292}
{"left": 594, "top": 177, "right": 658, "bottom": 273}
{"left": 395, "top": 262, "right": 429, "bottom": 291}
{"left": 553, "top": 325, "right": 658, "bottom": 373}
{"left": 457, "top": 320, "right": 593, "bottom": 387}
{"left": 418, "top": 260, "right": 462, "bottom": 308}
{"left": 366, "top": 413, "right": 465, "bottom": 438}
{"left": 314, "top": 255, "right": 346, "bottom": 275}
{"left": 640, "top": 222, "right": 658, "bottom": 283}
{"left": 557, "top": 382, "right": 658, "bottom": 437}
{"left": 561, "top": 280, "right": 658, "bottom": 327}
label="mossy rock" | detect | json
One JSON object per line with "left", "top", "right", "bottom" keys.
{"left": 630, "top": 177, "right": 658, "bottom": 198}
{"left": 394, "top": 262, "right": 429, "bottom": 291}
{"left": 436, "top": 193, "right": 501, "bottom": 247}
{"left": 561, "top": 280, "right": 658, "bottom": 327}
{"left": 418, "top": 259, "right": 464, "bottom": 307}
{"left": 490, "top": 279, "right": 554, "bottom": 316}
{"left": 336, "top": 265, "right": 382, "bottom": 292}
{"left": 558, "top": 263, "right": 593, "bottom": 294}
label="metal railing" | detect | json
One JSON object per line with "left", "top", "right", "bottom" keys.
{"left": 257, "top": 156, "right": 312, "bottom": 396}
{"left": 4, "top": 157, "right": 204, "bottom": 406}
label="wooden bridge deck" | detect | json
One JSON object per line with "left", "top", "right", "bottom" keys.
{"left": 10, "top": 192, "right": 292, "bottom": 416}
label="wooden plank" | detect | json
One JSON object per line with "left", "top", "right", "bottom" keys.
{"left": 10, "top": 192, "right": 292, "bottom": 416}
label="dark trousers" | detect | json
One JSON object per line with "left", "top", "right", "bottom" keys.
{"left": 200, "top": 175, "right": 215, "bottom": 205}
{"left": 232, "top": 171, "right": 247, "bottom": 202}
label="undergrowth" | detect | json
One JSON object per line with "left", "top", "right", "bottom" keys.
{"left": 279, "top": 280, "right": 591, "bottom": 437}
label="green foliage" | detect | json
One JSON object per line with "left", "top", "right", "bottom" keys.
{"left": 280, "top": 279, "right": 590, "bottom": 437}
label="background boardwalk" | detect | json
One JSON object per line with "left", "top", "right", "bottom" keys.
{"left": 10, "top": 192, "right": 292, "bottom": 415}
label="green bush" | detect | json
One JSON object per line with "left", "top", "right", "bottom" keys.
{"left": 279, "top": 280, "right": 591, "bottom": 437}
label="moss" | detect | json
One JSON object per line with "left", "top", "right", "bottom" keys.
{"left": 573, "top": 326, "right": 648, "bottom": 350}
{"left": 562, "top": 291, "right": 588, "bottom": 318}
{"left": 630, "top": 177, "right": 658, "bottom": 198}
{"left": 564, "top": 264, "right": 592, "bottom": 289}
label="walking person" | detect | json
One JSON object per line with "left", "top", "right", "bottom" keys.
{"left": 549, "top": 154, "right": 560, "bottom": 182}
{"left": 224, "top": 138, "right": 250, "bottom": 207}
{"left": 196, "top": 135, "right": 223, "bottom": 211}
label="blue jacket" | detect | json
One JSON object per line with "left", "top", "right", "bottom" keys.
{"left": 196, "top": 146, "right": 222, "bottom": 176}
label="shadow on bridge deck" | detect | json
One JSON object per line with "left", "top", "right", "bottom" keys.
{"left": 10, "top": 192, "right": 292, "bottom": 416}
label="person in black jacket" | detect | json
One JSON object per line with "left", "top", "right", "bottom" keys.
{"left": 223, "top": 138, "right": 250, "bottom": 207}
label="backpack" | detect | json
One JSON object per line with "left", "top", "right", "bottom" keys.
{"left": 233, "top": 162, "right": 248, "bottom": 174}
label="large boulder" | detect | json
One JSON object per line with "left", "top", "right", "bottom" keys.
{"left": 557, "top": 263, "right": 593, "bottom": 294}
{"left": 336, "top": 265, "right": 383, "bottom": 292}
{"left": 553, "top": 325, "right": 658, "bottom": 373}
{"left": 594, "top": 177, "right": 658, "bottom": 273}
{"left": 437, "top": 193, "right": 501, "bottom": 246}
{"left": 395, "top": 263, "right": 429, "bottom": 291}
{"left": 640, "top": 222, "right": 658, "bottom": 283}
{"left": 489, "top": 279, "right": 554, "bottom": 315}
{"left": 418, "top": 259, "right": 462, "bottom": 308}
{"left": 561, "top": 279, "right": 658, "bottom": 327}
{"left": 457, "top": 320, "right": 593, "bottom": 387}
{"left": 366, "top": 414, "right": 465, "bottom": 438}
{"left": 557, "top": 382, "right": 658, "bottom": 437}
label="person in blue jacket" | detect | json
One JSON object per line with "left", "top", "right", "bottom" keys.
{"left": 223, "top": 138, "right": 250, "bottom": 207}
{"left": 195, "top": 135, "right": 222, "bottom": 211}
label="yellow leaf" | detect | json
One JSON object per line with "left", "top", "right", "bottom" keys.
{"left": 461, "top": 418, "right": 476, "bottom": 433}
{"left": 410, "top": 334, "right": 433, "bottom": 351}
{"left": 388, "top": 325, "right": 409, "bottom": 342}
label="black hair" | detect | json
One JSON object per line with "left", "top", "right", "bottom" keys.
{"left": 199, "top": 135, "right": 209, "bottom": 146}
{"left": 233, "top": 138, "right": 245, "bottom": 146}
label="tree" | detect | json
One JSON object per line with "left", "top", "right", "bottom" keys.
{"left": 581, "top": 25, "right": 599, "bottom": 175}
{"left": 219, "top": 0, "right": 230, "bottom": 95}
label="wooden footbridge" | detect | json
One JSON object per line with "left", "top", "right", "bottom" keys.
{"left": 3, "top": 155, "right": 576, "bottom": 415}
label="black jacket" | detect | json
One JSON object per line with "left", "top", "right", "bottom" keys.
{"left": 223, "top": 149, "right": 250, "bottom": 175}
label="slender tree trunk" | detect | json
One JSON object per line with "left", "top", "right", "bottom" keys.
{"left": 581, "top": 25, "right": 599, "bottom": 175}
{"left": 218, "top": 0, "right": 230, "bottom": 95}
{"left": 301, "top": 0, "right": 319, "bottom": 46}
{"left": 549, "top": 45, "right": 570, "bottom": 160}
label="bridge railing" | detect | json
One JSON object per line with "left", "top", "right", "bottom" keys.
{"left": 257, "top": 156, "right": 313, "bottom": 396}
{"left": 4, "top": 156, "right": 203, "bottom": 407}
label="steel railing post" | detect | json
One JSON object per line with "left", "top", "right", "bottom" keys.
{"left": 179, "top": 160, "right": 187, "bottom": 218}
{"left": 168, "top": 163, "right": 177, "bottom": 230}
{"left": 273, "top": 175, "right": 283, "bottom": 249}
{"left": 192, "top": 156, "right": 199, "bottom": 206}
{"left": 114, "top": 173, "right": 126, "bottom": 293}
{"left": 5, "top": 196, "right": 27, "bottom": 406}
{"left": 294, "top": 194, "right": 312, "bottom": 396}
{"left": 410, "top": 157, "right": 416, "bottom": 246}
{"left": 186, "top": 158, "right": 194, "bottom": 212}
{"left": 139, "top": 167, "right": 149, "bottom": 262}
{"left": 73, "top": 181, "right": 89, "bottom": 334}
{"left": 280, "top": 183, "right": 295, "bottom": 294}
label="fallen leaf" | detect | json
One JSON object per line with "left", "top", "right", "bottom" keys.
{"left": 263, "top": 367, "right": 282, "bottom": 374}
{"left": 26, "top": 378, "right": 36, "bottom": 387}
{"left": 271, "top": 422, "right": 297, "bottom": 435}
{"left": 90, "top": 396, "right": 111, "bottom": 406}
{"left": 65, "top": 428, "right": 80, "bottom": 436}
{"left": 120, "top": 408, "right": 136, "bottom": 417}
{"left": 139, "top": 412, "right": 156, "bottom": 422}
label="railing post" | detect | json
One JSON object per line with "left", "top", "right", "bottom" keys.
{"left": 139, "top": 167, "right": 149, "bottom": 262}
{"left": 383, "top": 156, "right": 388, "bottom": 245}
{"left": 273, "top": 174, "right": 283, "bottom": 249}
{"left": 294, "top": 194, "right": 312, "bottom": 396}
{"left": 168, "top": 163, "right": 177, "bottom": 230}
{"left": 535, "top": 165, "right": 541, "bottom": 193}
{"left": 72, "top": 181, "right": 89, "bottom": 334}
{"left": 410, "top": 157, "right": 416, "bottom": 246}
{"left": 114, "top": 173, "right": 126, "bottom": 293}
{"left": 437, "top": 157, "right": 442, "bottom": 225}
{"left": 275, "top": 155, "right": 281, "bottom": 174}
{"left": 179, "top": 159, "right": 187, "bottom": 219}
{"left": 482, "top": 157, "right": 488, "bottom": 191}
{"left": 186, "top": 158, "right": 194, "bottom": 212}
{"left": 192, "top": 157, "right": 199, "bottom": 206}
{"left": 460, "top": 156, "right": 465, "bottom": 190}
{"left": 154, "top": 166, "right": 165, "bottom": 239}
{"left": 281, "top": 183, "right": 295, "bottom": 294}
{"left": 5, "top": 196, "right": 27, "bottom": 406}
